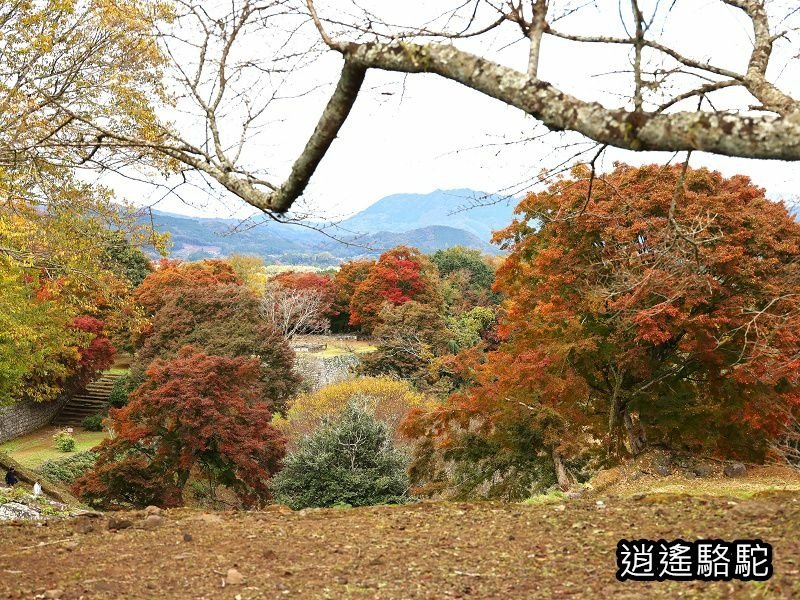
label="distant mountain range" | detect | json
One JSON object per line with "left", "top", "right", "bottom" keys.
{"left": 337, "top": 189, "right": 516, "bottom": 240}
{"left": 145, "top": 189, "right": 518, "bottom": 266}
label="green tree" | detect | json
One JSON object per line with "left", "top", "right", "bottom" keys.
{"left": 101, "top": 232, "right": 153, "bottom": 288}
{"left": 271, "top": 402, "right": 410, "bottom": 509}
{"left": 360, "top": 301, "right": 453, "bottom": 391}
{"left": 445, "top": 306, "right": 497, "bottom": 352}
{"left": 432, "top": 246, "right": 499, "bottom": 313}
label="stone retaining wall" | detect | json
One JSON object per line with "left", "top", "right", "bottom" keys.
{"left": 0, "top": 396, "right": 67, "bottom": 443}
{"left": 294, "top": 353, "right": 360, "bottom": 392}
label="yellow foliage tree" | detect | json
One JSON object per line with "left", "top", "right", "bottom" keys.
{"left": 0, "top": 258, "right": 81, "bottom": 403}
{"left": 273, "top": 377, "right": 432, "bottom": 448}
{"left": 228, "top": 255, "right": 268, "bottom": 294}
{"left": 0, "top": 0, "right": 172, "bottom": 180}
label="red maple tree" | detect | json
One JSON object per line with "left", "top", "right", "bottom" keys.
{"left": 330, "top": 259, "right": 374, "bottom": 330}
{"left": 64, "top": 315, "right": 117, "bottom": 394}
{"left": 349, "top": 246, "right": 441, "bottom": 333}
{"left": 75, "top": 346, "right": 286, "bottom": 507}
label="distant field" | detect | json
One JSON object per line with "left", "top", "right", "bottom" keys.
{"left": 264, "top": 265, "right": 332, "bottom": 275}
{"left": 292, "top": 335, "right": 376, "bottom": 357}
{"left": 0, "top": 427, "right": 107, "bottom": 469}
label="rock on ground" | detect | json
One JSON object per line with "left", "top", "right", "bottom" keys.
{"left": 0, "top": 502, "right": 40, "bottom": 521}
{"left": 724, "top": 462, "right": 748, "bottom": 477}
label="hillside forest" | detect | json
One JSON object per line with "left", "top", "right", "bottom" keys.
{"left": 4, "top": 1, "right": 800, "bottom": 594}
{"left": 4, "top": 162, "right": 800, "bottom": 510}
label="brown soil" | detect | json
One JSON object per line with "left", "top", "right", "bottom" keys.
{"left": 1, "top": 491, "right": 799, "bottom": 599}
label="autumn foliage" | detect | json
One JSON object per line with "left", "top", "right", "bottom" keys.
{"left": 404, "top": 164, "right": 800, "bottom": 497}
{"left": 272, "top": 271, "right": 335, "bottom": 313}
{"left": 273, "top": 376, "right": 431, "bottom": 448}
{"left": 131, "top": 280, "right": 298, "bottom": 406}
{"left": 0, "top": 197, "right": 153, "bottom": 404}
{"left": 64, "top": 316, "right": 117, "bottom": 395}
{"left": 75, "top": 347, "right": 286, "bottom": 507}
{"left": 134, "top": 259, "right": 241, "bottom": 316}
{"left": 349, "top": 246, "right": 442, "bottom": 333}
{"left": 330, "top": 260, "right": 374, "bottom": 330}
{"left": 77, "top": 258, "right": 301, "bottom": 506}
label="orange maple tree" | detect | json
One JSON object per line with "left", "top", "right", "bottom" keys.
{"left": 330, "top": 259, "right": 374, "bottom": 331}
{"left": 134, "top": 259, "right": 241, "bottom": 316}
{"left": 405, "top": 164, "right": 800, "bottom": 494}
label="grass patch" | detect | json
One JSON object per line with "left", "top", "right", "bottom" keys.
{"left": 317, "top": 347, "right": 348, "bottom": 357}
{"left": 105, "top": 367, "right": 130, "bottom": 376}
{"left": 523, "top": 490, "right": 566, "bottom": 505}
{"left": 590, "top": 459, "right": 800, "bottom": 500}
{"left": 0, "top": 427, "right": 107, "bottom": 469}
{"left": 352, "top": 343, "right": 377, "bottom": 354}
{"left": 321, "top": 342, "right": 377, "bottom": 356}
{"left": 630, "top": 479, "right": 800, "bottom": 500}
{"left": 306, "top": 341, "right": 377, "bottom": 357}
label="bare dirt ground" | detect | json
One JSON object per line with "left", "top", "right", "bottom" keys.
{"left": 1, "top": 489, "right": 798, "bottom": 599}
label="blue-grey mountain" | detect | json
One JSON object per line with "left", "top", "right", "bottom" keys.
{"left": 145, "top": 189, "right": 516, "bottom": 265}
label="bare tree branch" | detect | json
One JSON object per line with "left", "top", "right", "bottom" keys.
{"left": 268, "top": 60, "right": 366, "bottom": 212}
{"left": 7, "top": 0, "right": 800, "bottom": 218}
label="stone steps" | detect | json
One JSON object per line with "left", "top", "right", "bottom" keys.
{"left": 52, "top": 372, "right": 124, "bottom": 427}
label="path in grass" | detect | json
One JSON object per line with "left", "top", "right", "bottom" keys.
{"left": 0, "top": 427, "right": 106, "bottom": 469}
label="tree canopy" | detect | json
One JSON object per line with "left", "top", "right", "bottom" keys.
{"left": 271, "top": 402, "right": 410, "bottom": 509}
{"left": 131, "top": 262, "right": 299, "bottom": 408}
{"left": 9, "top": 1, "right": 800, "bottom": 218}
{"left": 75, "top": 346, "right": 286, "bottom": 508}
{"left": 349, "top": 246, "right": 442, "bottom": 334}
{"left": 405, "top": 163, "right": 800, "bottom": 496}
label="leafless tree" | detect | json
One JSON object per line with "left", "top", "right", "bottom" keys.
{"left": 261, "top": 281, "right": 330, "bottom": 338}
{"left": 7, "top": 1, "right": 800, "bottom": 216}
{"left": 772, "top": 408, "right": 800, "bottom": 469}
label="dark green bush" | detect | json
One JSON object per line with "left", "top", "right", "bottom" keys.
{"left": 39, "top": 451, "right": 98, "bottom": 484}
{"left": 108, "top": 375, "right": 130, "bottom": 408}
{"left": 81, "top": 413, "right": 105, "bottom": 431}
{"left": 271, "top": 402, "right": 410, "bottom": 509}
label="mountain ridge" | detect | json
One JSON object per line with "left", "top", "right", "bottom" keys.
{"left": 145, "top": 189, "right": 516, "bottom": 265}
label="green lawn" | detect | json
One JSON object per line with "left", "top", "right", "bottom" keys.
{"left": 106, "top": 367, "right": 129, "bottom": 375}
{"left": 294, "top": 336, "right": 377, "bottom": 358}
{"left": 317, "top": 344, "right": 376, "bottom": 357}
{"left": 320, "top": 341, "right": 377, "bottom": 356}
{"left": 0, "top": 427, "right": 107, "bottom": 469}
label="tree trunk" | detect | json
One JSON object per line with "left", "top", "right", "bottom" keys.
{"left": 608, "top": 368, "right": 626, "bottom": 457}
{"left": 623, "top": 409, "right": 647, "bottom": 456}
{"left": 552, "top": 449, "right": 577, "bottom": 491}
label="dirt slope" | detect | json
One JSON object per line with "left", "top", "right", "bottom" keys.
{"left": 1, "top": 491, "right": 798, "bottom": 599}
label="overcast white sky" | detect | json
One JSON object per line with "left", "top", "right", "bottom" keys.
{"left": 94, "top": 0, "right": 800, "bottom": 220}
